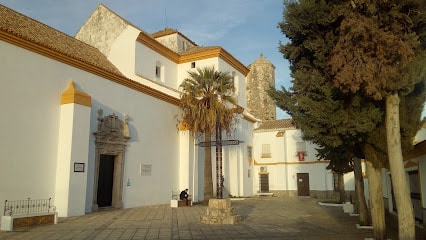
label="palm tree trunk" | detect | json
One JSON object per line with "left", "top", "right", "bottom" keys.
{"left": 386, "top": 93, "right": 415, "bottom": 240}
{"left": 353, "top": 157, "right": 370, "bottom": 226}
{"left": 365, "top": 144, "right": 386, "bottom": 240}
{"left": 203, "top": 131, "right": 213, "bottom": 204}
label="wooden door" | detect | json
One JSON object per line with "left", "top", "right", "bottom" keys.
{"left": 297, "top": 173, "right": 310, "bottom": 196}
{"left": 259, "top": 173, "right": 269, "bottom": 192}
{"left": 97, "top": 154, "right": 115, "bottom": 207}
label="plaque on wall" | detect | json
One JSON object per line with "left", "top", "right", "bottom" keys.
{"left": 74, "top": 162, "right": 85, "bottom": 172}
{"left": 140, "top": 164, "right": 152, "bottom": 176}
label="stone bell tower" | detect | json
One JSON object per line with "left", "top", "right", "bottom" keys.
{"left": 246, "top": 53, "right": 276, "bottom": 121}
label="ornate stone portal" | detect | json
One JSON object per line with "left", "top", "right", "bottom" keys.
{"left": 92, "top": 109, "right": 130, "bottom": 211}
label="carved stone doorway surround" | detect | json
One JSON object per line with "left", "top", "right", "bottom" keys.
{"left": 92, "top": 109, "right": 130, "bottom": 211}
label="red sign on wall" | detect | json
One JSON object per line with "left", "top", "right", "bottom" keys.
{"left": 297, "top": 151, "right": 305, "bottom": 161}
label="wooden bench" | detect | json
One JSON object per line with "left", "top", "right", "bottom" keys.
{"left": 170, "top": 191, "right": 192, "bottom": 207}
{"left": 1, "top": 198, "right": 57, "bottom": 231}
{"left": 178, "top": 200, "right": 192, "bottom": 207}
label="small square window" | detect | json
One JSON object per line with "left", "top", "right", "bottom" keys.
{"left": 191, "top": 62, "right": 196, "bottom": 68}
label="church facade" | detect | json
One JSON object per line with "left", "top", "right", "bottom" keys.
{"left": 1, "top": 3, "right": 359, "bottom": 222}
{"left": 0, "top": 4, "right": 256, "bottom": 217}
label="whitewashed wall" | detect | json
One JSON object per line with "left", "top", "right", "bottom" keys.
{"left": 134, "top": 42, "right": 179, "bottom": 92}
{"left": 1, "top": 42, "right": 63, "bottom": 213}
{"left": 177, "top": 58, "right": 218, "bottom": 88}
{"left": 0, "top": 40, "right": 182, "bottom": 215}
{"left": 107, "top": 26, "right": 140, "bottom": 80}
{"left": 253, "top": 127, "right": 354, "bottom": 195}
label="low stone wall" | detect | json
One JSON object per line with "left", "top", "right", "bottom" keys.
{"left": 1, "top": 212, "right": 57, "bottom": 231}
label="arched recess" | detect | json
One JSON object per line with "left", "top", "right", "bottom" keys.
{"left": 92, "top": 109, "right": 130, "bottom": 211}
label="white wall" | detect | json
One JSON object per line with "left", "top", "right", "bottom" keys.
{"left": 253, "top": 127, "right": 338, "bottom": 194}
{"left": 0, "top": 40, "right": 183, "bottom": 215}
{"left": 107, "top": 26, "right": 140, "bottom": 79}
{"left": 419, "top": 156, "right": 426, "bottom": 208}
{"left": 1, "top": 42, "right": 65, "bottom": 212}
{"left": 134, "top": 42, "right": 179, "bottom": 96}
{"left": 177, "top": 58, "right": 218, "bottom": 88}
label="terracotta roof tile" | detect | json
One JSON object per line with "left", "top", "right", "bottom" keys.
{"left": 151, "top": 27, "right": 179, "bottom": 38}
{"left": 255, "top": 119, "right": 297, "bottom": 130}
{"left": 0, "top": 4, "right": 124, "bottom": 77}
{"left": 180, "top": 46, "right": 221, "bottom": 55}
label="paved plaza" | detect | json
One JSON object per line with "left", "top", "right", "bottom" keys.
{"left": 0, "top": 196, "right": 415, "bottom": 240}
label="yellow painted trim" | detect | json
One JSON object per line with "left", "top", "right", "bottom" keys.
{"left": 61, "top": 81, "right": 92, "bottom": 106}
{"left": 0, "top": 30, "right": 180, "bottom": 106}
{"left": 254, "top": 159, "right": 330, "bottom": 165}
{"left": 137, "top": 33, "right": 250, "bottom": 76}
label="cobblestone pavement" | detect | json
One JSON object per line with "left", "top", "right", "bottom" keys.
{"left": 0, "top": 196, "right": 415, "bottom": 240}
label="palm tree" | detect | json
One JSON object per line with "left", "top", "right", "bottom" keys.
{"left": 179, "top": 66, "right": 239, "bottom": 202}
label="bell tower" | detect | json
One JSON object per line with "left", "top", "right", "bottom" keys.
{"left": 246, "top": 53, "right": 276, "bottom": 121}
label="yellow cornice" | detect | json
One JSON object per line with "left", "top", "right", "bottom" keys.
{"left": 1, "top": 30, "right": 180, "bottom": 106}
{"left": 253, "top": 159, "right": 330, "bottom": 165}
{"left": 179, "top": 47, "right": 222, "bottom": 63}
{"left": 61, "top": 81, "right": 92, "bottom": 106}
{"left": 137, "top": 33, "right": 250, "bottom": 76}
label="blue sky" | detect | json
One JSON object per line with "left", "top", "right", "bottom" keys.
{"left": 0, "top": 0, "right": 291, "bottom": 119}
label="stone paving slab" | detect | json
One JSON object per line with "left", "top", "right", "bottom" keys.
{"left": 0, "top": 197, "right": 419, "bottom": 239}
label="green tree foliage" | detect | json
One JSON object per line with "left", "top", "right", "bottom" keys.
{"left": 179, "top": 66, "right": 238, "bottom": 136}
{"left": 271, "top": 0, "right": 426, "bottom": 238}
{"left": 270, "top": 0, "right": 383, "bottom": 160}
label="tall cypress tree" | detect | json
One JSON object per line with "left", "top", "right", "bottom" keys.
{"left": 269, "top": 0, "right": 378, "bottom": 229}
{"left": 271, "top": 0, "right": 426, "bottom": 238}
{"left": 329, "top": 1, "right": 426, "bottom": 238}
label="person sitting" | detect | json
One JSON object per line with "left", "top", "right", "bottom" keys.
{"left": 179, "top": 188, "right": 191, "bottom": 206}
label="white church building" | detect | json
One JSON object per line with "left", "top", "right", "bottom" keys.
{"left": 0, "top": 4, "right": 257, "bottom": 217}
{"left": 0, "top": 3, "right": 352, "bottom": 220}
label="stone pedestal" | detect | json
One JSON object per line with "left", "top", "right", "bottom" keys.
{"left": 343, "top": 203, "right": 354, "bottom": 213}
{"left": 200, "top": 199, "right": 241, "bottom": 225}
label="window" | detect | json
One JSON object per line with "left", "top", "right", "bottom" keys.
{"left": 155, "top": 65, "right": 161, "bottom": 78}
{"left": 296, "top": 141, "right": 306, "bottom": 161}
{"left": 247, "top": 146, "right": 253, "bottom": 165}
{"left": 155, "top": 61, "right": 165, "bottom": 82}
{"left": 191, "top": 62, "right": 196, "bottom": 68}
{"left": 261, "top": 144, "right": 271, "bottom": 158}
{"left": 296, "top": 141, "right": 306, "bottom": 152}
